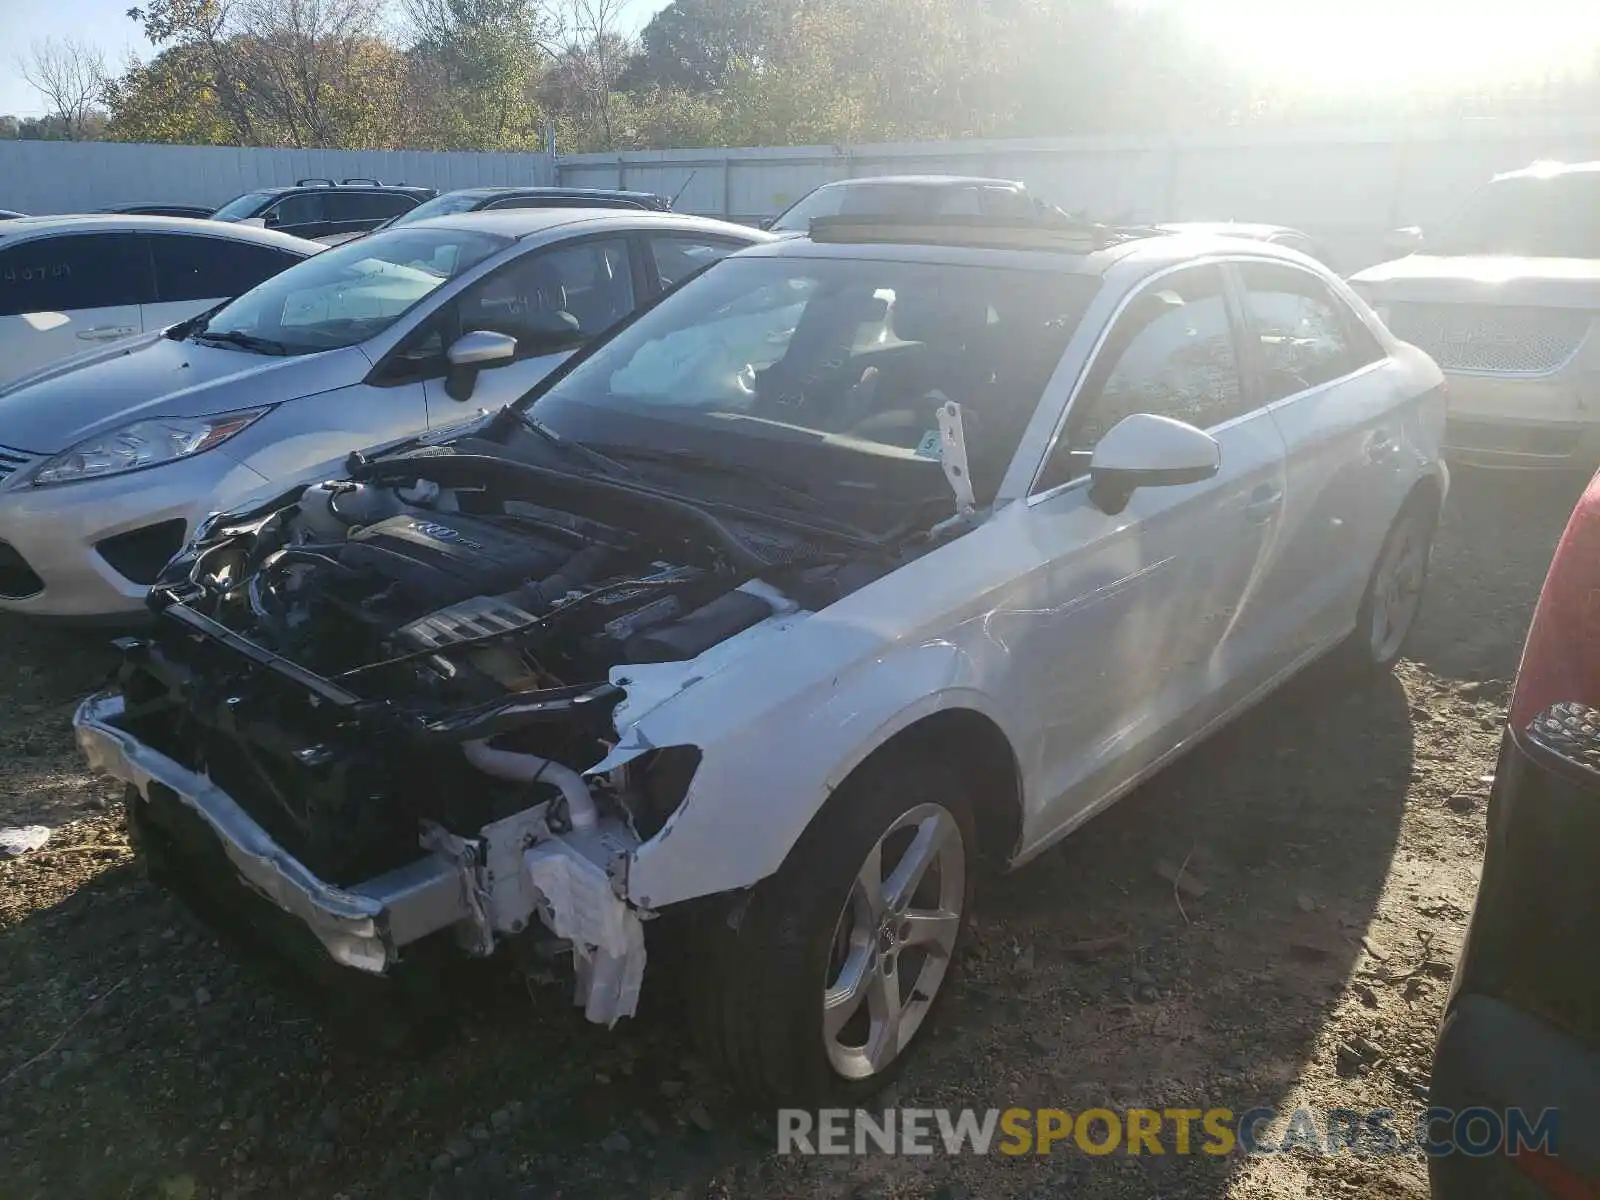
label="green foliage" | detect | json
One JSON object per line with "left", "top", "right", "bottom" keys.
{"left": 7, "top": 0, "right": 1598, "bottom": 152}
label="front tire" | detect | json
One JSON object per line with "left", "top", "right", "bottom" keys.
{"left": 687, "top": 754, "right": 975, "bottom": 1104}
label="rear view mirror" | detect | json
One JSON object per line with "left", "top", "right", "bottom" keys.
{"left": 444, "top": 330, "right": 518, "bottom": 401}
{"left": 1088, "top": 412, "right": 1220, "bottom": 514}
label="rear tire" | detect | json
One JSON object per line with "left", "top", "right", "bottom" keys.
{"left": 687, "top": 753, "right": 976, "bottom": 1105}
{"left": 1337, "top": 490, "right": 1439, "bottom": 673}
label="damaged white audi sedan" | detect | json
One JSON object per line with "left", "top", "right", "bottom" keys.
{"left": 76, "top": 214, "right": 1447, "bottom": 1102}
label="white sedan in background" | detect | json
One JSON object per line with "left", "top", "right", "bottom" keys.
{"left": 0, "top": 215, "right": 318, "bottom": 387}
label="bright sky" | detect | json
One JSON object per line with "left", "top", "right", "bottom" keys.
{"left": 1, "top": 0, "right": 1597, "bottom": 117}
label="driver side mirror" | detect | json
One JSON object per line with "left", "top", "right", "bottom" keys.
{"left": 444, "top": 330, "right": 517, "bottom": 401}
{"left": 1087, "top": 412, "right": 1220, "bottom": 515}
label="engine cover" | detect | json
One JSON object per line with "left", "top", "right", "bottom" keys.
{"left": 339, "top": 513, "right": 569, "bottom": 609}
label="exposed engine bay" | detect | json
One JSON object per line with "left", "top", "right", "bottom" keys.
{"left": 91, "top": 444, "right": 921, "bottom": 1023}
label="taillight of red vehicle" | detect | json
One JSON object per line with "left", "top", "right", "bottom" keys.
{"left": 1508, "top": 469, "right": 1600, "bottom": 733}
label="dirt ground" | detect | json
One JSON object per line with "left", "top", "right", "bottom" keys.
{"left": 0, "top": 467, "right": 1585, "bottom": 1200}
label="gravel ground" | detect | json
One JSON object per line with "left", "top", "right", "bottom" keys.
{"left": 0, "top": 467, "right": 1585, "bottom": 1200}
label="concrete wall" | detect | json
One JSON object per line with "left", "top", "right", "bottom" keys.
{"left": 554, "top": 116, "right": 1600, "bottom": 271}
{"left": 0, "top": 141, "right": 553, "bottom": 216}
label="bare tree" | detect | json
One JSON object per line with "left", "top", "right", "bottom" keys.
{"left": 550, "top": 0, "right": 632, "bottom": 147}
{"left": 16, "top": 36, "right": 109, "bottom": 139}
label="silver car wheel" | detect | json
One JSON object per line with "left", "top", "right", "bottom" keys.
{"left": 822, "top": 801, "right": 965, "bottom": 1080}
{"left": 1370, "top": 511, "right": 1429, "bottom": 661}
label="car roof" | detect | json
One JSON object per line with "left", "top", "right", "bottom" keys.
{"left": 405, "top": 208, "right": 768, "bottom": 241}
{"left": 246, "top": 182, "right": 435, "bottom": 197}
{"left": 1157, "top": 221, "right": 1307, "bottom": 240}
{"left": 738, "top": 222, "right": 1323, "bottom": 279}
{"left": 810, "top": 174, "right": 1026, "bottom": 190}
{"left": 449, "top": 186, "right": 667, "bottom": 203}
{"left": 0, "top": 213, "right": 323, "bottom": 251}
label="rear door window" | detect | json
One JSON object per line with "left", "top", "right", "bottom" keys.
{"left": 267, "top": 192, "right": 325, "bottom": 227}
{"left": 649, "top": 235, "right": 743, "bottom": 291}
{"left": 149, "top": 235, "right": 305, "bottom": 303}
{"left": 1237, "top": 262, "right": 1384, "bottom": 403}
{"left": 0, "top": 233, "right": 155, "bottom": 315}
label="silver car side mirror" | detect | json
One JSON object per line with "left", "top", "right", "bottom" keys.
{"left": 444, "top": 330, "right": 518, "bottom": 402}
{"left": 1088, "top": 412, "right": 1220, "bottom": 515}
{"left": 447, "top": 330, "right": 517, "bottom": 368}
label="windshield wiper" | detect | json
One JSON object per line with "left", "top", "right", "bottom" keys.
{"left": 510, "top": 409, "right": 638, "bottom": 479}
{"left": 190, "top": 329, "right": 291, "bottom": 356}
{"left": 596, "top": 444, "right": 830, "bottom": 515}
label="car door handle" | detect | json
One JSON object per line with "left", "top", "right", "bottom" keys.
{"left": 1366, "top": 430, "right": 1398, "bottom": 463}
{"left": 76, "top": 325, "right": 137, "bottom": 341}
{"left": 1243, "top": 484, "right": 1284, "bottom": 523}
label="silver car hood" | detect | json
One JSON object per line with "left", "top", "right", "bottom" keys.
{"left": 0, "top": 336, "right": 369, "bottom": 454}
{"left": 1351, "top": 255, "right": 1600, "bottom": 309}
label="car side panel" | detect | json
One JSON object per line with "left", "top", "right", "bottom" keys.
{"left": 223, "top": 379, "right": 431, "bottom": 490}
{"left": 0, "top": 302, "right": 144, "bottom": 389}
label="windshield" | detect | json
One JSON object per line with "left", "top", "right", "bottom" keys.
{"left": 1431, "top": 173, "right": 1600, "bottom": 258}
{"left": 770, "top": 183, "right": 998, "bottom": 233}
{"left": 211, "top": 191, "right": 275, "bottom": 222}
{"left": 525, "top": 255, "right": 1098, "bottom": 512}
{"left": 194, "top": 226, "right": 508, "bottom": 354}
{"left": 386, "top": 190, "right": 493, "bottom": 229}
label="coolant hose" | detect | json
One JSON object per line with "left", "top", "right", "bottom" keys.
{"left": 462, "top": 740, "right": 598, "bottom": 830}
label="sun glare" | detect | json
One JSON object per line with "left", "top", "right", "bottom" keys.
{"left": 1173, "top": 0, "right": 1600, "bottom": 93}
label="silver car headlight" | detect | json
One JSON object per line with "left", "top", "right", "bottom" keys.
{"left": 29, "top": 408, "right": 270, "bottom": 487}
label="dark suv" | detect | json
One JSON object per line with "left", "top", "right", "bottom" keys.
{"left": 307, "top": 185, "right": 673, "bottom": 246}
{"left": 209, "top": 179, "right": 437, "bottom": 241}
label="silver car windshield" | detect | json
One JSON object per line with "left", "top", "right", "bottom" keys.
{"left": 194, "top": 227, "right": 509, "bottom": 355}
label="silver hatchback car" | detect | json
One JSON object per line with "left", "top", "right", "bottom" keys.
{"left": 0, "top": 210, "right": 767, "bottom": 618}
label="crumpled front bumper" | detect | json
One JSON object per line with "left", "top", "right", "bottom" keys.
{"left": 74, "top": 692, "right": 648, "bottom": 1023}
{"left": 75, "top": 692, "right": 474, "bottom": 973}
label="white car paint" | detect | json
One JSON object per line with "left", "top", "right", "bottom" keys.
{"left": 600, "top": 237, "right": 1448, "bottom": 910}
{"left": 1350, "top": 160, "right": 1600, "bottom": 468}
{"left": 0, "top": 215, "right": 318, "bottom": 389}
{"left": 75, "top": 230, "right": 1447, "bottom": 1048}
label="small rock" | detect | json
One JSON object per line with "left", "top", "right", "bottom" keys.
{"left": 194, "top": 986, "right": 212, "bottom": 1008}
{"left": 599, "top": 1130, "right": 632, "bottom": 1153}
{"left": 1334, "top": 1043, "right": 1366, "bottom": 1077}
{"left": 1014, "top": 944, "right": 1035, "bottom": 973}
{"left": 1289, "top": 943, "right": 1331, "bottom": 962}
{"left": 1133, "top": 983, "right": 1160, "bottom": 1004}
{"left": 637, "top": 1111, "right": 662, "bottom": 1137}
{"left": 431, "top": 1153, "right": 454, "bottom": 1173}
{"left": 1478, "top": 774, "right": 1496, "bottom": 785}
{"left": 687, "top": 1103, "right": 714, "bottom": 1133}
{"left": 319, "top": 1104, "right": 340, "bottom": 1134}
{"left": 490, "top": 1107, "right": 513, "bottom": 1133}
{"left": 469, "top": 1124, "right": 491, "bottom": 1144}
{"left": 594, "top": 1071, "right": 612, "bottom": 1084}
{"left": 1355, "top": 983, "right": 1379, "bottom": 1008}
{"left": 1129, "top": 966, "right": 1155, "bottom": 987}
{"left": 1295, "top": 893, "right": 1317, "bottom": 913}
{"left": 658, "top": 1080, "right": 686, "bottom": 1099}
{"left": 446, "top": 1137, "right": 473, "bottom": 1163}
{"left": 1446, "top": 792, "right": 1481, "bottom": 813}
{"left": 0, "top": 825, "right": 50, "bottom": 856}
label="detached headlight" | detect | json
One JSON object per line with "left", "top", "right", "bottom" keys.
{"left": 30, "top": 408, "right": 270, "bottom": 487}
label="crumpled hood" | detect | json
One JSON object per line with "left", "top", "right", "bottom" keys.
{"left": 1351, "top": 255, "right": 1600, "bottom": 309}
{"left": 0, "top": 336, "right": 368, "bottom": 453}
